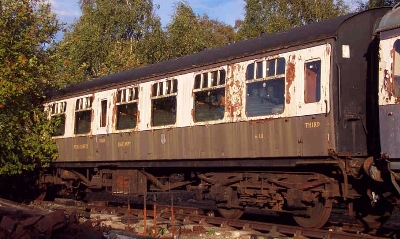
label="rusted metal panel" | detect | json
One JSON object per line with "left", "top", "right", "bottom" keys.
{"left": 286, "top": 55, "right": 295, "bottom": 105}
{"left": 300, "top": 116, "right": 330, "bottom": 156}
{"left": 0, "top": 216, "right": 16, "bottom": 233}
{"left": 226, "top": 63, "right": 244, "bottom": 121}
{"left": 55, "top": 113, "right": 331, "bottom": 163}
{"left": 35, "top": 210, "right": 66, "bottom": 233}
{"left": 112, "top": 170, "right": 147, "bottom": 195}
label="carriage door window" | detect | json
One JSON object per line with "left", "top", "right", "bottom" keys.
{"left": 100, "top": 100, "right": 107, "bottom": 128}
{"left": 151, "top": 79, "right": 178, "bottom": 126}
{"left": 393, "top": 40, "right": 400, "bottom": 96}
{"left": 75, "top": 96, "right": 92, "bottom": 134}
{"left": 50, "top": 101, "right": 67, "bottom": 136}
{"left": 304, "top": 60, "right": 321, "bottom": 103}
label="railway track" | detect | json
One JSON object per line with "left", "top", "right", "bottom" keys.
{"left": 28, "top": 198, "right": 398, "bottom": 239}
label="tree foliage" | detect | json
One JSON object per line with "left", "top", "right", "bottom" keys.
{"left": 165, "top": 2, "right": 235, "bottom": 59}
{"left": 0, "top": 0, "right": 61, "bottom": 175}
{"left": 55, "top": 0, "right": 161, "bottom": 83}
{"left": 236, "top": 0, "right": 349, "bottom": 41}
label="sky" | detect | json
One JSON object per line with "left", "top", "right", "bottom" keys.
{"left": 48, "top": 0, "right": 246, "bottom": 29}
{"left": 49, "top": 0, "right": 357, "bottom": 32}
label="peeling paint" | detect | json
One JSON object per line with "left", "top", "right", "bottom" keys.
{"left": 383, "top": 69, "right": 392, "bottom": 102}
{"left": 225, "top": 63, "right": 243, "bottom": 120}
{"left": 325, "top": 44, "right": 331, "bottom": 56}
{"left": 286, "top": 55, "right": 296, "bottom": 104}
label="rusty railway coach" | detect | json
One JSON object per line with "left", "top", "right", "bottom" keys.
{"left": 42, "top": 6, "right": 400, "bottom": 230}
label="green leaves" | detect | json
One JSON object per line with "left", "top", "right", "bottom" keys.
{"left": 0, "top": 0, "right": 61, "bottom": 175}
{"left": 164, "top": 2, "right": 235, "bottom": 59}
{"left": 236, "top": 0, "right": 349, "bottom": 41}
{"left": 55, "top": 0, "right": 159, "bottom": 83}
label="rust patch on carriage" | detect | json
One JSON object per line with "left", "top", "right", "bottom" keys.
{"left": 249, "top": 117, "right": 275, "bottom": 124}
{"left": 136, "top": 110, "right": 140, "bottom": 126}
{"left": 225, "top": 63, "right": 243, "bottom": 119}
{"left": 286, "top": 55, "right": 296, "bottom": 104}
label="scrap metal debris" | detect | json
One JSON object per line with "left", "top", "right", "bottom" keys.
{"left": 0, "top": 208, "right": 105, "bottom": 239}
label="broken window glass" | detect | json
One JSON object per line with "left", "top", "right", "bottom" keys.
{"left": 74, "top": 97, "right": 92, "bottom": 134}
{"left": 152, "top": 96, "right": 176, "bottom": 126}
{"left": 194, "top": 88, "right": 225, "bottom": 122}
{"left": 193, "top": 70, "right": 226, "bottom": 122}
{"left": 152, "top": 80, "right": 178, "bottom": 126}
{"left": 117, "top": 103, "right": 138, "bottom": 130}
{"left": 116, "top": 87, "right": 139, "bottom": 130}
{"left": 75, "top": 110, "right": 91, "bottom": 134}
{"left": 246, "top": 79, "right": 285, "bottom": 116}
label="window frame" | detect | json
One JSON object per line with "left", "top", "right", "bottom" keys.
{"left": 74, "top": 96, "right": 93, "bottom": 135}
{"left": 100, "top": 99, "right": 108, "bottom": 128}
{"left": 304, "top": 58, "right": 322, "bottom": 104}
{"left": 245, "top": 57, "right": 286, "bottom": 117}
{"left": 193, "top": 70, "right": 226, "bottom": 123}
{"left": 151, "top": 79, "right": 178, "bottom": 127}
{"left": 115, "top": 86, "right": 139, "bottom": 131}
{"left": 50, "top": 101, "right": 67, "bottom": 137}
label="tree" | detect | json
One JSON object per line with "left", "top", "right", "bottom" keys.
{"left": 236, "top": 0, "right": 349, "bottom": 41}
{"left": 356, "top": 0, "right": 400, "bottom": 10}
{"left": 56, "top": 0, "right": 160, "bottom": 83}
{"left": 135, "top": 13, "right": 169, "bottom": 65}
{"left": 0, "top": 0, "right": 62, "bottom": 176}
{"left": 165, "top": 1, "right": 235, "bottom": 59}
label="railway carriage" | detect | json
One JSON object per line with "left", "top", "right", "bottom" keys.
{"left": 42, "top": 6, "right": 400, "bottom": 230}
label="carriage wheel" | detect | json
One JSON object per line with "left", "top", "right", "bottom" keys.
{"left": 293, "top": 198, "right": 333, "bottom": 228}
{"left": 217, "top": 207, "right": 244, "bottom": 219}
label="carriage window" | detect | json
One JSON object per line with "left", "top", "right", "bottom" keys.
{"left": 116, "top": 87, "right": 139, "bottom": 130}
{"left": 100, "top": 100, "right": 107, "bottom": 128}
{"left": 194, "top": 70, "right": 226, "bottom": 122}
{"left": 75, "top": 96, "right": 92, "bottom": 134}
{"left": 393, "top": 40, "right": 400, "bottom": 97}
{"left": 152, "top": 79, "right": 177, "bottom": 126}
{"left": 247, "top": 63, "right": 255, "bottom": 80}
{"left": 50, "top": 101, "right": 67, "bottom": 136}
{"left": 304, "top": 60, "right": 321, "bottom": 103}
{"left": 246, "top": 57, "right": 285, "bottom": 116}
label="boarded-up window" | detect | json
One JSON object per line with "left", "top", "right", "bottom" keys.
{"left": 50, "top": 101, "right": 67, "bottom": 136}
{"left": 246, "top": 57, "right": 285, "bottom": 116}
{"left": 194, "top": 70, "right": 226, "bottom": 122}
{"left": 304, "top": 60, "right": 321, "bottom": 103}
{"left": 152, "top": 79, "right": 177, "bottom": 126}
{"left": 116, "top": 87, "right": 139, "bottom": 130}
{"left": 393, "top": 40, "right": 400, "bottom": 96}
{"left": 75, "top": 96, "right": 92, "bottom": 134}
